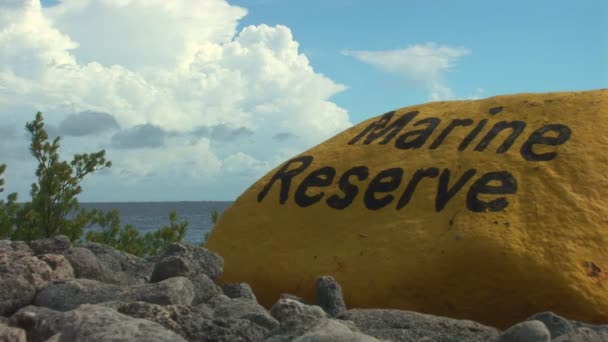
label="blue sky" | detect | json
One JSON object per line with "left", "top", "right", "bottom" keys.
{"left": 1, "top": 0, "right": 606, "bottom": 201}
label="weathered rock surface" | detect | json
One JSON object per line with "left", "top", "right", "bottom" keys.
{"left": 0, "top": 322, "right": 26, "bottom": 342}
{"left": 222, "top": 282, "right": 257, "bottom": 302}
{"left": 81, "top": 242, "right": 154, "bottom": 285}
{"left": 0, "top": 273, "right": 36, "bottom": 316}
{"left": 8, "top": 306, "right": 66, "bottom": 342}
{"left": 189, "top": 273, "right": 222, "bottom": 305}
{"left": 212, "top": 297, "right": 279, "bottom": 331}
{"left": 30, "top": 235, "right": 71, "bottom": 255}
{"left": 496, "top": 320, "right": 550, "bottom": 342}
{"left": 62, "top": 247, "right": 112, "bottom": 282}
{"left": 151, "top": 242, "right": 224, "bottom": 282}
{"left": 269, "top": 298, "right": 327, "bottom": 323}
{"left": 315, "top": 275, "right": 346, "bottom": 317}
{"left": 34, "top": 277, "right": 194, "bottom": 311}
{"left": 339, "top": 309, "right": 501, "bottom": 342}
{"left": 56, "top": 304, "right": 187, "bottom": 342}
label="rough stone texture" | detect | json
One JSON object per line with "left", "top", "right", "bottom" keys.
{"left": 62, "top": 247, "right": 111, "bottom": 282}
{"left": 315, "top": 275, "right": 346, "bottom": 317}
{"left": 204, "top": 90, "right": 608, "bottom": 328}
{"left": 81, "top": 242, "right": 153, "bottom": 285}
{"left": 552, "top": 327, "right": 606, "bottom": 342}
{"left": 190, "top": 273, "right": 222, "bottom": 305}
{"left": 0, "top": 273, "right": 36, "bottom": 316}
{"left": 291, "top": 319, "right": 381, "bottom": 342}
{"left": 37, "top": 254, "right": 74, "bottom": 282}
{"left": 496, "top": 320, "right": 550, "bottom": 342}
{"left": 0, "top": 322, "right": 26, "bottom": 342}
{"left": 30, "top": 235, "right": 71, "bottom": 255}
{"left": 150, "top": 242, "right": 224, "bottom": 282}
{"left": 526, "top": 311, "right": 574, "bottom": 339}
{"left": 0, "top": 255, "right": 53, "bottom": 290}
{"left": 339, "top": 309, "right": 500, "bottom": 342}
{"left": 265, "top": 314, "right": 325, "bottom": 342}
{"left": 269, "top": 298, "right": 327, "bottom": 323}
{"left": 8, "top": 306, "right": 66, "bottom": 342}
{"left": 56, "top": 304, "right": 187, "bottom": 342}
{"left": 130, "top": 276, "right": 194, "bottom": 306}
{"left": 111, "top": 301, "right": 266, "bottom": 342}
{"left": 222, "top": 282, "right": 257, "bottom": 302}
{"left": 34, "top": 277, "right": 194, "bottom": 311}
{"left": 0, "top": 240, "right": 32, "bottom": 262}
{"left": 212, "top": 297, "right": 279, "bottom": 331}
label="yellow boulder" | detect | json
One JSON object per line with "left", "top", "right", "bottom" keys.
{"left": 205, "top": 89, "right": 608, "bottom": 328}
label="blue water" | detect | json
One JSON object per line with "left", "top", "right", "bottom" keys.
{"left": 80, "top": 201, "right": 234, "bottom": 245}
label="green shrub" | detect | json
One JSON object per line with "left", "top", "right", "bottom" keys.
{"left": 0, "top": 112, "right": 189, "bottom": 257}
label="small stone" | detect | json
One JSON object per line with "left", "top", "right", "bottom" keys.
{"left": 0, "top": 322, "right": 26, "bottom": 342}
{"left": 150, "top": 243, "right": 223, "bottom": 282}
{"left": 526, "top": 311, "right": 575, "bottom": 339}
{"left": 30, "top": 236, "right": 71, "bottom": 255}
{"left": 270, "top": 298, "right": 327, "bottom": 322}
{"left": 315, "top": 275, "right": 346, "bottom": 317}
{"left": 222, "top": 282, "right": 257, "bottom": 302}
{"left": 37, "top": 254, "right": 74, "bottom": 282}
{"left": 497, "top": 320, "right": 550, "bottom": 342}
{"left": 8, "top": 305, "right": 65, "bottom": 342}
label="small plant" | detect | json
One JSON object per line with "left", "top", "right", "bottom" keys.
{"left": 202, "top": 209, "right": 219, "bottom": 245}
{"left": 0, "top": 164, "right": 19, "bottom": 238}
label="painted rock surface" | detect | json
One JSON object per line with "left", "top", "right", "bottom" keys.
{"left": 205, "top": 89, "right": 608, "bottom": 328}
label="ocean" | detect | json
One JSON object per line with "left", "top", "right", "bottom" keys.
{"left": 79, "top": 201, "right": 234, "bottom": 246}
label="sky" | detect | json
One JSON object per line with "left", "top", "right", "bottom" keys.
{"left": 0, "top": 0, "right": 606, "bottom": 202}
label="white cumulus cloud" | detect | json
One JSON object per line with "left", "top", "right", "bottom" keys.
{"left": 0, "top": 0, "right": 352, "bottom": 201}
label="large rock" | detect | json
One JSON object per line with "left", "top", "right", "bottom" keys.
{"left": 56, "top": 304, "right": 187, "bottom": 342}
{"left": 62, "top": 247, "right": 112, "bottom": 282}
{"left": 0, "top": 273, "right": 36, "bottom": 316}
{"left": 339, "top": 309, "right": 500, "bottom": 342}
{"left": 80, "top": 242, "right": 153, "bottom": 285}
{"left": 204, "top": 89, "right": 608, "bottom": 328}
{"left": 30, "top": 235, "right": 71, "bottom": 255}
{"left": 150, "top": 242, "right": 224, "bottom": 282}
{"left": 34, "top": 277, "right": 194, "bottom": 311}
{"left": 8, "top": 306, "right": 66, "bottom": 342}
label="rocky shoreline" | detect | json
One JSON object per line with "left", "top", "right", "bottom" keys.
{"left": 0, "top": 236, "right": 606, "bottom": 342}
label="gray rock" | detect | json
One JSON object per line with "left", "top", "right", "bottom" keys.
{"left": 0, "top": 273, "right": 35, "bottom": 316}
{"left": 213, "top": 297, "right": 279, "bottom": 331}
{"left": 526, "top": 312, "right": 574, "bottom": 339}
{"left": 207, "top": 294, "right": 232, "bottom": 308}
{"left": 280, "top": 293, "right": 307, "bottom": 303}
{"left": 339, "top": 309, "right": 500, "bottom": 342}
{"left": 129, "top": 276, "right": 194, "bottom": 306}
{"left": 150, "top": 242, "right": 223, "bottom": 282}
{"left": 315, "top": 275, "right": 346, "bottom": 317}
{"left": 30, "top": 236, "right": 71, "bottom": 255}
{"left": 269, "top": 298, "right": 327, "bottom": 323}
{"left": 63, "top": 247, "right": 112, "bottom": 282}
{"left": 81, "top": 242, "right": 153, "bottom": 285}
{"left": 0, "top": 240, "right": 32, "bottom": 262}
{"left": 34, "top": 278, "right": 122, "bottom": 311}
{"left": 265, "top": 314, "right": 326, "bottom": 342}
{"left": 222, "top": 282, "right": 257, "bottom": 302}
{"left": 552, "top": 327, "right": 605, "bottom": 342}
{"left": 292, "top": 319, "right": 382, "bottom": 342}
{"left": 191, "top": 273, "right": 222, "bottom": 305}
{"left": 0, "top": 322, "right": 26, "bottom": 342}
{"left": 37, "top": 254, "right": 74, "bottom": 282}
{"left": 56, "top": 304, "right": 187, "bottom": 342}
{"left": 496, "top": 320, "right": 550, "bottom": 342}
{"left": 112, "top": 301, "right": 266, "bottom": 342}
{"left": 34, "top": 277, "right": 194, "bottom": 311}
{"left": 0, "top": 255, "right": 53, "bottom": 290}
{"left": 0, "top": 316, "right": 5, "bottom": 324}
{"left": 8, "top": 306, "right": 65, "bottom": 342}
